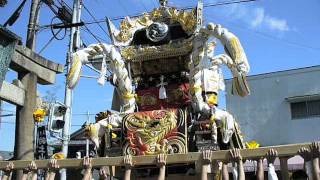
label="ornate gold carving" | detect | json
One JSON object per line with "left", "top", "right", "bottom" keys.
{"left": 125, "top": 110, "right": 178, "bottom": 155}
{"left": 120, "top": 46, "right": 135, "bottom": 60}
{"left": 120, "top": 39, "right": 193, "bottom": 61}
{"left": 140, "top": 93, "right": 157, "bottom": 106}
{"left": 114, "top": 7, "right": 197, "bottom": 43}
{"left": 137, "top": 13, "right": 153, "bottom": 26}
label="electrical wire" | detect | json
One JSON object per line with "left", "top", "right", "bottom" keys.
{"left": 40, "top": 0, "right": 257, "bottom": 29}
{"left": 50, "top": 16, "right": 67, "bottom": 40}
{"left": 184, "top": 0, "right": 257, "bottom": 10}
{"left": 39, "top": 16, "right": 67, "bottom": 54}
{"left": 57, "top": 0, "right": 108, "bottom": 43}
{"left": 39, "top": 34, "right": 57, "bottom": 54}
{"left": 117, "top": 0, "right": 130, "bottom": 15}
{"left": 0, "top": 109, "right": 15, "bottom": 113}
{"left": 140, "top": 1, "right": 149, "bottom": 12}
{"left": 81, "top": 26, "right": 108, "bottom": 43}
{"left": 0, "top": 114, "right": 15, "bottom": 117}
{"left": 3, "top": 0, "right": 27, "bottom": 27}
{"left": 205, "top": 15, "right": 320, "bottom": 52}
{"left": 151, "top": 0, "right": 158, "bottom": 8}
{"left": 82, "top": 3, "right": 111, "bottom": 39}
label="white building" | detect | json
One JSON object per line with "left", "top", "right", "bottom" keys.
{"left": 225, "top": 66, "right": 320, "bottom": 146}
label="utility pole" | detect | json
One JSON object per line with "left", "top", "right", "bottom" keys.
{"left": 26, "top": 0, "right": 40, "bottom": 50}
{"left": 60, "top": 0, "right": 82, "bottom": 179}
{"left": 14, "top": 0, "right": 41, "bottom": 179}
{"left": 86, "top": 111, "right": 90, "bottom": 157}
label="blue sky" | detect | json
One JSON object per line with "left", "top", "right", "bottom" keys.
{"left": 0, "top": 0, "right": 319, "bottom": 151}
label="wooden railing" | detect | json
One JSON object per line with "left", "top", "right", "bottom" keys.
{"left": 0, "top": 143, "right": 311, "bottom": 170}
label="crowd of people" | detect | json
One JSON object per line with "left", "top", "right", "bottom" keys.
{"left": 0, "top": 142, "right": 319, "bottom": 180}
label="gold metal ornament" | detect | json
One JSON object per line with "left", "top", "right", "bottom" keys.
{"left": 113, "top": 7, "right": 197, "bottom": 44}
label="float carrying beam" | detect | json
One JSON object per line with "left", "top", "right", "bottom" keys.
{"left": 0, "top": 142, "right": 311, "bottom": 170}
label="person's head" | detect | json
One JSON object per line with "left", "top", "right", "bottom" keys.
{"left": 291, "top": 170, "right": 308, "bottom": 180}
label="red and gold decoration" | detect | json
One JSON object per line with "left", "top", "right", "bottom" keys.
{"left": 123, "top": 109, "right": 187, "bottom": 155}
{"left": 136, "top": 83, "right": 190, "bottom": 111}
{"left": 67, "top": 0, "right": 249, "bottom": 157}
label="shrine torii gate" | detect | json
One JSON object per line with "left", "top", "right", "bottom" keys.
{"left": 0, "top": 26, "right": 64, "bottom": 162}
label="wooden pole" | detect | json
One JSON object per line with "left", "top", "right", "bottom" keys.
{"left": 1, "top": 143, "right": 311, "bottom": 170}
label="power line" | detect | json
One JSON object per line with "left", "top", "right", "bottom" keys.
{"left": 39, "top": 29, "right": 63, "bottom": 54}
{"left": 0, "top": 114, "right": 15, "bottom": 117}
{"left": 117, "top": 0, "right": 130, "bottom": 15}
{"left": 151, "top": 0, "right": 158, "bottom": 8}
{"left": 205, "top": 15, "right": 320, "bottom": 52}
{"left": 184, "top": 0, "right": 257, "bottom": 10}
{"left": 82, "top": 3, "right": 111, "bottom": 39}
{"left": 0, "top": 121, "right": 16, "bottom": 125}
{"left": 58, "top": 0, "right": 107, "bottom": 44}
{"left": 0, "top": 109, "right": 15, "bottom": 113}
{"left": 116, "top": 0, "right": 258, "bottom": 20}
{"left": 39, "top": 35, "right": 56, "bottom": 54}
{"left": 41, "top": 0, "right": 257, "bottom": 28}
{"left": 81, "top": 26, "right": 108, "bottom": 43}
{"left": 140, "top": 1, "right": 149, "bottom": 12}
{"left": 248, "top": 29, "right": 320, "bottom": 51}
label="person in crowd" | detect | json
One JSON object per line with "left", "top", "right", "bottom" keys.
{"left": 123, "top": 155, "right": 133, "bottom": 180}
{"left": 265, "top": 149, "right": 279, "bottom": 180}
{"left": 156, "top": 154, "right": 167, "bottom": 180}
{"left": 222, "top": 160, "right": 229, "bottom": 180}
{"left": 0, "top": 156, "right": 3, "bottom": 180}
{"left": 82, "top": 156, "right": 93, "bottom": 180}
{"left": 1, "top": 162, "right": 13, "bottom": 180}
{"left": 99, "top": 166, "right": 110, "bottom": 180}
{"left": 45, "top": 159, "right": 59, "bottom": 180}
{"left": 291, "top": 170, "right": 309, "bottom": 180}
{"left": 81, "top": 157, "right": 114, "bottom": 180}
{"left": 2, "top": 160, "right": 59, "bottom": 180}
{"left": 201, "top": 150, "right": 212, "bottom": 180}
{"left": 123, "top": 153, "right": 167, "bottom": 180}
{"left": 1, "top": 141, "right": 319, "bottom": 180}
{"left": 310, "top": 142, "right": 320, "bottom": 180}
{"left": 229, "top": 148, "right": 245, "bottom": 180}
{"left": 201, "top": 149, "right": 244, "bottom": 180}
{"left": 255, "top": 157, "right": 264, "bottom": 180}
{"left": 21, "top": 161, "right": 37, "bottom": 180}
{"left": 298, "top": 142, "right": 320, "bottom": 180}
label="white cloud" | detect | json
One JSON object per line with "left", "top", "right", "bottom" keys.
{"left": 265, "top": 16, "right": 290, "bottom": 31}
{"left": 251, "top": 8, "right": 265, "bottom": 28}
{"left": 214, "top": 4, "right": 291, "bottom": 32}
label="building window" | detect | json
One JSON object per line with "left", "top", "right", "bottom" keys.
{"left": 290, "top": 99, "right": 320, "bottom": 119}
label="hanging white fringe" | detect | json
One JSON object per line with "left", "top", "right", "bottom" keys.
{"left": 157, "top": 75, "right": 168, "bottom": 99}
{"left": 97, "top": 54, "right": 107, "bottom": 86}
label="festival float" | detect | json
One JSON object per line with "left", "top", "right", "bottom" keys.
{"left": 67, "top": 0, "right": 250, "bottom": 158}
